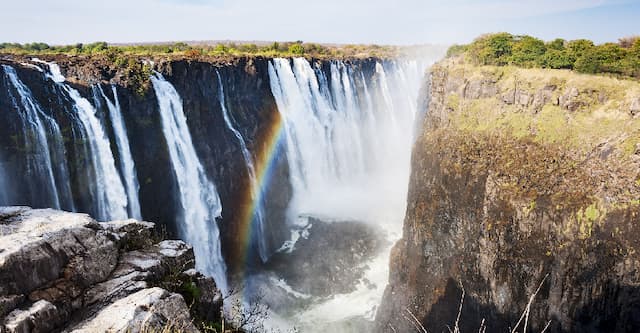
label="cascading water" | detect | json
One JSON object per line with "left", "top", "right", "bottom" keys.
{"left": 97, "top": 85, "right": 142, "bottom": 220}
{"left": 150, "top": 71, "right": 228, "bottom": 294}
{"left": 216, "top": 70, "right": 269, "bottom": 263}
{"left": 265, "top": 56, "right": 436, "bottom": 330}
{"left": 35, "top": 60, "right": 129, "bottom": 221}
{"left": 1, "top": 65, "right": 74, "bottom": 210}
{"left": 268, "top": 58, "right": 425, "bottom": 229}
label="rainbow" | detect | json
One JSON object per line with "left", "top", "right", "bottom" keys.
{"left": 230, "top": 106, "right": 286, "bottom": 275}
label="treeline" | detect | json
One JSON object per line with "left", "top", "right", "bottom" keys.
{"left": 0, "top": 41, "right": 399, "bottom": 59}
{"left": 447, "top": 33, "right": 640, "bottom": 79}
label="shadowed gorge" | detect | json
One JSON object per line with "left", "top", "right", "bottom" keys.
{"left": 0, "top": 48, "right": 446, "bottom": 332}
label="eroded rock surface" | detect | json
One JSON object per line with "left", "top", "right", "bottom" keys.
{"left": 376, "top": 58, "right": 640, "bottom": 333}
{"left": 0, "top": 207, "right": 221, "bottom": 333}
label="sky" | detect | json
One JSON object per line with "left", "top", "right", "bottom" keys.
{"left": 0, "top": 0, "right": 638, "bottom": 45}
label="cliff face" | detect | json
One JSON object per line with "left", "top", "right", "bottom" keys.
{"left": 0, "top": 55, "right": 292, "bottom": 272}
{"left": 0, "top": 206, "right": 221, "bottom": 333}
{"left": 0, "top": 54, "right": 380, "bottom": 275}
{"left": 377, "top": 57, "right": 640, "bottom": 332}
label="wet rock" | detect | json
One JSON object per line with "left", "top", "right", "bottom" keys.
{"left": 265, "top": 218, "right": 387, "bottom": 298}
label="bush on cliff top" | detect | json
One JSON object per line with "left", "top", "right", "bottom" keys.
{"left": 448, "top": 33, "right": 640, "bottom": 79}
{"left": 0, "top": 40, "right": 401, "bottom": 59}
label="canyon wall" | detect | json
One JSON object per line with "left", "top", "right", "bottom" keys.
{"left": 376, "top": 57, "right": 640, "bottom": 332}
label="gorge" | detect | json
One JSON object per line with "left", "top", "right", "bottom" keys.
{"left": 0, "top": 49, "right": 443, "bottom": 332}
{"left": 2, "top": 37, "right": 640, "bottom": 333}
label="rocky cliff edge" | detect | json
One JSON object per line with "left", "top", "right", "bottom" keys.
{"left": 376, "top": 57, "right": 640, "bottom": 332}
{"left": 0, "top": 207, "right": 222, "bottom": 333}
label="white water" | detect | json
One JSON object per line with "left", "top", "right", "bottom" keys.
{"left": 98, "top": 85, "right": 142, "bottom": 220}
{"left": 150, "top": 72, "right": 228, "bottom": 295}
{"left": 34, "top": 60, "right": 128, "bottom": 221}
{"left": 268, "top": 58, "right": 426, "bottom": 231}
{"left": 267, "top": 56, "right": 438, "bottom": 330}
{"left": 2, "top": 65, "right": 62, "bottom": 209}
{"left": 215, "top": 70, "right": 269, "bottom": 263}
{"left": 2, "top": 65, "right": 75, "bottom": 210}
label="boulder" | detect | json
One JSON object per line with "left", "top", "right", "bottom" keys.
{"left": 3, "top": 300, "right": 63, "bottom": 333}
{"left": 631, "top": 97, "right": 640, "bottom": 117}
{"left": 0, "top": 207, "right": 219, "bottom": 333}
{"left": 65, "top": 288, "right": 199, "bottom": 333}
{"left": 0, "top": 208, "right": 117, "bottom": 297}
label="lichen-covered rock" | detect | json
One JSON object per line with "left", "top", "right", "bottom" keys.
{"left": 3, "top": 300, "right": 62, "bottom": 333}
{"left": 0, "top": 207, "right": 220, "bottom": 333}
{"left": 66, "top": 288, "right": 198, "bottom": 333}
{"left": 0, "top": 208, "right": 117, "bottom": 297}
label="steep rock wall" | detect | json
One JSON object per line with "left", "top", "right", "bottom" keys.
{"left": 376, "top": 57, "right": 640, "bottom": 333}
{"left": 0, "top": 54, "right": 380, "bottom": 275}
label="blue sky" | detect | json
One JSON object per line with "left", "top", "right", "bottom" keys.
{"left": 0, "top": 0, "right": 638, "bottom": 45}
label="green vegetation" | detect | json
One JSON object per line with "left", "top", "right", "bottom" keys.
{"left": 0, "top": 40, "right": 401, "bottom": 59}
{"left": 448, "top": 33, "right": 640, "bottom": 79}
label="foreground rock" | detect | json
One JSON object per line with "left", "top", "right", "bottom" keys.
{"left": 376, "top": 58, "right": 640, "bottom": 332}
{"left": 0, "top": 207, "right": 222, "bottom": 333}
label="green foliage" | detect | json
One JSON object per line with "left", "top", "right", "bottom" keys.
{"left": 458, "top": 33, "right": 640, "bottom": 79}
{"left": 510, "top": 35, "right": 546, "bottom": 67}
{"left": 446, "top": 44, "right": 468, "bottom": 58}
{"left": 0, "top": 40, "right": 400, "bottom": 60}
{"left": 468, "top": 32, "right": 515, "bottom": 65}
{"left": 542, "top": 49, "right": 574, "bottom": 69}
{"left": 288, "top": 43, "right": 305, "bottom": 55}
{"left": 547, "top": 38, "right": 566, "bottom": 51}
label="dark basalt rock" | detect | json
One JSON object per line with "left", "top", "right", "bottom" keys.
{"left": 376, "top": 59, "right": 640, "bottom": 333}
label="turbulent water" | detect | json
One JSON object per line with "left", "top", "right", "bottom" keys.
{"left": 150, "top": 72, "right": 229, "bottom": 295}
{"left": 260, "top": 56, "right": 435, "bottom": 331}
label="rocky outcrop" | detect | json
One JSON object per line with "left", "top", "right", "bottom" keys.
{"left": 0, "top": 206, "right": 221, "bottom": 333}
{"left": 376, "top": 58, "right": 640, "bottom": 332}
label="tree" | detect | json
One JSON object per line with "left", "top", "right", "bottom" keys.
{"left": 547, "top": 38, "right": 566, "bottom": 51}
{"left": 575, "top": 43, "right": 627, "bottom": 74}
{"left": 510, "top": 35, "right": 546, "bottom": 67}
{"left": 467, "top": 33, "right": 515, "bottom": 65}
{"left": 542, "top": 49, "right": 573, "bottom": 69}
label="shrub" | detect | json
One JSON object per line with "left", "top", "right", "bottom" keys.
{"left": 446, "top": 44, "right": 468, "bottom": 58}
{"left": 467, "top": 33, "right": 515, "bottom": 65}
{"left": 288, "top": 43, "right": 305, "bottom": 55}
{"left": 510, "top": 35, "right": 546, "bottom": 67}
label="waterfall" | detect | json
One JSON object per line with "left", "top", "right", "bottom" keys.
{"left": 266, "top": 57, "right": 433, "bottom": 328}
{"left": 268, "top": 58, "right": 424, "bottom": 228}
{"left": 216, "top": 70, "right": 269, "bottom": 263}
{"left": 150, "top": 72, "right": 228, "bottom": 294}
{"left": 97, "top": 85, "right": 142, "bottom": 220}
{"left": 1, "top": 65, "right": 75, "bottom": 210}
{"left": 33, "top": 60, "right": 128, "bottom": 221}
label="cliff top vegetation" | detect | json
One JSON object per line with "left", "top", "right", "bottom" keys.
{"left": 0, "top": 40, "right": 408, "bottom": 60}
{"left": 447, "top": 33, "right": 640, "bottom": 80}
